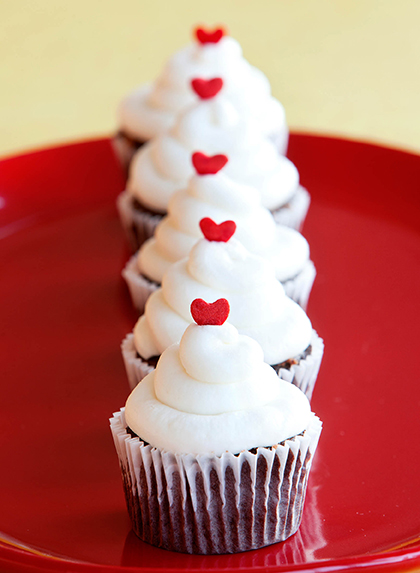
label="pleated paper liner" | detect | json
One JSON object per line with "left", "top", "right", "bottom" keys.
{"left": 110, "top": 410, "right": 322, "bottom": 554}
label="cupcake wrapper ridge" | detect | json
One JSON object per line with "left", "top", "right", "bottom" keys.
{"left": 282, "top": 259, "right": 316, "bottom": 310}
{"left": 122, "top": 254, "right": 159, "bottom": 313}
{"left": 271, "top": 186, "right": 311, "bottom": 232}
{"left": 277, "top": 330, "right": 324, "bottom": 401}
{"left": 121, "top": 334, "right": 154, "bottom": 391}
{"left": 110, "top": 409, "right": 322, "bottom": 555}
{"left": 117, "top": 191, "right": 162, "bottom": 252}
{"left": 112, "top": 133, "right": 146, "bottom": 175}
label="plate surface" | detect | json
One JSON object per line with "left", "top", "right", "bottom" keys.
{"left": 0, "top": 135, "right": 419, "bottom": 573}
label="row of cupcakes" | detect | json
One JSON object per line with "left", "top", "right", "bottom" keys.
{"left": 111, "top": 25, "right": 324, "bottom": 555}
{"left": 115, "top": 26, "right": 289, "bottom": 160}
{"left": 117, "top": 77, "right": 309, "bottom": 249}
{"left": 111, "top": 298, "right": 323, "bottom": 554}
{"left": 122, "top": 152, "right": 315, "bottom": 312}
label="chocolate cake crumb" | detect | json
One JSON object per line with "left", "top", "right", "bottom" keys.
{"left": 135, "top": 353, "right": 160, "bottom": 368}
{"left": 271, "top": 344, "right": 312, "bottom": 373}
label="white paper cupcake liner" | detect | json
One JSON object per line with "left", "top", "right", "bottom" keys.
{"left": 276, "top": 330, "right": 324, "bottom": 402}
{"left": 117, "top": 191, "right": 163, "bottom": 252}
{"left": 122, "top": 254, "right": 159, "bottom": 313}
{"left": 110, "top": 409, "right": 322, "bottom": 555}
{"left": 271, "top": 186, "right": 311, "bottom": 232}
{"left": 121, "top": 334, "right": 154, "bottom": 391}
{"left": 111, "top": 134, "right": 139, "bottom": 175}
{"left": 282, "top": 260, "right": 316, "bottom": 310}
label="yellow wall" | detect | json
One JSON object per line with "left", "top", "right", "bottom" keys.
{"left": 1, "top": 0, "right": 419, "bottom": 156}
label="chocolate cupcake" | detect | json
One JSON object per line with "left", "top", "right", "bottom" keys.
{"left": 111, "top": 299, "right": 322, "bottom": 554}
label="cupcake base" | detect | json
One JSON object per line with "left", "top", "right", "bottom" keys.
{"left": 117, "top": 185, "right": 311, "bottom": 252}
{"left": 110, "top": 409, "right": 322, "bottom": 555}
{"left": 271, "top": 186, "right": 311, "bottom": 232}
{"left": 282, "top": 259, "right": 316, "bottom": 311}
{"left": 122, "top": 254, "right": 159, "bottom": 313}
{"left": 112, "top": 131, "right": 147, "bottom": 175}
{"left": 121, "top": 329, "right": 324, "bottom": 397}
{"left": 116, "top": 191, "right": 163, "bottom": 252}
{"left": 121, "top": 334, "right": 155, "bottom": 391}
{"left": 274, "top": 331, "right": 324, "bottom": 402}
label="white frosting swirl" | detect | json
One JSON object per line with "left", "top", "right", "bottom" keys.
{"left": 127, "top": 94, "right": 296, "bottom": 212}
{"left": 137, "top": 172, "right": 309, "bottom": 283}
{"left": 134, "top": 237, "right": 312, "bottom": 364}
{"left": 125, "top": 322, "right": 311, "bottom": 455}
{"left": 118, "top": 37, "right": 287, "bottom": 146}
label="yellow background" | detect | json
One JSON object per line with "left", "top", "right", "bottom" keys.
{"left": 1, "top": 0, "right": 420, "bottom": 157}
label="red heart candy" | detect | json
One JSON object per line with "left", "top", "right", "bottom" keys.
{"left": 199, "top": 218, "right": 236, "bottom": 242}
{"left": 190, "top": 298, "right": 230, "bottom": 326}
{"left": 192, "top": 151, "right": 228, "bottom": 175}
{"left": 191, "top": 77, "right": 223, "bottom": 99}
{"left": 195, "top": 27, "right": 225, "bottom": 44}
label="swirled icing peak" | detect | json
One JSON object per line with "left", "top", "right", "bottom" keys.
{"left": 118, "top": 32, "right": 288, "bottom": 148}
{"left": 137, "top": 171, "right": 309, "bottom": 283}
{"left": 134, "top": 234, "right": 313, "bottom": 364}
{"left": 125, "top": 317, "right": 312, "bottom": 455}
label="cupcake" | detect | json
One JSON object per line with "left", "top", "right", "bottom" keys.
{"left": 117, "top": 80, "right": 309, "bottom": 250}
{"left": 111, "top": 298, "right": 323, "bottom": 554}
{"left": 122, "top": 220, "right": 323, "bottom": 399}
{"left": 114, "top": 25, "right": 288, "bottom": 168}
{"left": 122, "top": 153, "right": 315, "bottom": 311}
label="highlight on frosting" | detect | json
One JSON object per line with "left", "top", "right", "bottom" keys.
{"left": 118, "top": 26, "right": 288, "bottom": 148}
{"left": 134, "top": 222, "right": 312, "bottom": 365}
{"left": 136, "top": 167, "right": 309, "bottom": 283}
{"left": 125, "top": 300, "right": 312, "bottom": 455}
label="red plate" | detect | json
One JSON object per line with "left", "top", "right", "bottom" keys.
{"left": 0, "top": 135, "right": 420, "bottom": 573}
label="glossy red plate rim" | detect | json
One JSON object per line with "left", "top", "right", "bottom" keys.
{"left": 1, "top": 135, "right": 420, "bottom": 573}
{"left": 1, "top": 535, "right": 420, "bottom": 573}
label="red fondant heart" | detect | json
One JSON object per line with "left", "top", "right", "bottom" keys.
{"left": 199, "top": 218, "right": 236, "bottom": 242}
{"left": 191, "top": 77, "right": 223, "bottom": 99}
{"left": 191, "top": 298, "right": 230, "bottom": 326}
{"left": 195, "top": 26, "right": 225, "bottom": 44}
{"left": 192, "top": 152, "right": 228, "bottom": 175}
